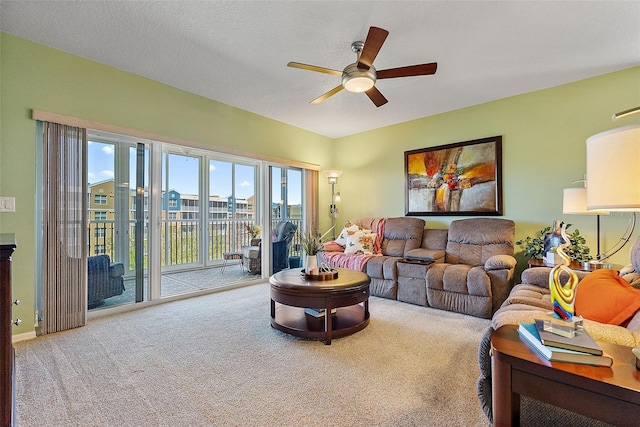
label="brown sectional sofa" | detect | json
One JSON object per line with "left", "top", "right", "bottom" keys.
{"left": 321, "top": 216, "right": 517, "bottom": 319}
{"left": 476, "top": 247, "right": 640, "bottom": 424}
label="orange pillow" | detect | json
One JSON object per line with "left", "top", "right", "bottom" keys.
{"left": 575, "top": 269, "right": 640, "bottom": 326}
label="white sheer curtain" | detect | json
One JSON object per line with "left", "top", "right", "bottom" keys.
{"left": 41, "top": 122, "right": 87, "bottom": 334}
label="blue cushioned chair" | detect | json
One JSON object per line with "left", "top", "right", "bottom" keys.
{"left": 241, "top": 221, "right": 298, "bottom": 274}
{"left": 87, "top": 255, "right": 125, "bottom": 308}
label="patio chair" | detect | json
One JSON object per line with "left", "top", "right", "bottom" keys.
{"left": 88, "top": 254, "right": 125, "bottom": 308}
{"left": 242, "top": 221, "right": 298, "bottom": 274}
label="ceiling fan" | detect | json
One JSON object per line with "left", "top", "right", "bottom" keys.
{"left": 287, "top": 26, "right": 437, "bottom": 107}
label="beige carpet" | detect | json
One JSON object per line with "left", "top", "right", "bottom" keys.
{"left": 15, "top": 283, "right": 492, "bottom": 426}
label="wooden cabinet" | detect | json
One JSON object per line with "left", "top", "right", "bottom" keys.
{"left": 1, "top": 234, "right": 17, "bottom": 427}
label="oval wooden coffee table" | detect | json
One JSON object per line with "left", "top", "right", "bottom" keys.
{"left": 269, "top": 267, "right": 370, "bottom": 345}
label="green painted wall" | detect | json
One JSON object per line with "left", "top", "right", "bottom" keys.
{"left": 1, "top": 32, "right": 639, "bottom": 336}
{"left": 333, "top": 66, "right": 640, "bottom": 271}
{"left": 0, "top": 34, "right": 332, "bottom": 335}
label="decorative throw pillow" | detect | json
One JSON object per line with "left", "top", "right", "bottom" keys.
{"left": 322, "top": 241, "right": 346, "bottom": 253}
{"left": 335, "top": 223, "right": 362, "bottom": 246}
{"left": 575, "top": 269, "right": 640, "bottom": 326}
{"left": 344, "top": 231, "right": 377, "bottom": 255}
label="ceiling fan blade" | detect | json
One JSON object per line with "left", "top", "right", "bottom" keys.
{"left": 365, "top": 86, "right": 388, "bottom": 107}
{"left": 287, "top": 62, "right": 342, "bottom": 76}
{"left": 377, "top": 62, "right": 438, "bottom": 79}
{"left": 357, "top": 26, "right": 389, "bottom": 69}
{"left": 310, "top": 85, "right": 344, "bottom": 104}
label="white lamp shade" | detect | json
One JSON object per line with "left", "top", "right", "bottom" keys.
{"left": 586, "top": 124, "right": 640, "bottom": 211}
{"left": 562, "top": 187, "right": 608, "bottom": 215}
{"left": 322, "top": 170, "right": 343, "bottom": 179}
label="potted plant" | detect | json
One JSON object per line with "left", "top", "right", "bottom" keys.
{"left": 245, "top": 224, "right": 261, "bottom": 238}
{"left": 300, "top": 232, "right": 323, "bottom": 273}
{"left": 516, "top": 223, "right": 592, "bottom": 262}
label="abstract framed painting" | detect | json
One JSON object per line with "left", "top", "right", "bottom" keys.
{"left": 404, "top": 136, "right": 503, "bottom": 216}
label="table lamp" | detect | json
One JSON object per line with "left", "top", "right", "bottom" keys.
{"left": 586, "top": 124, "right": 640, "bottom": 259}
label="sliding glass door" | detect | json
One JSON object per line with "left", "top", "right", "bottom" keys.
{"left": 87, "top": 134, "right": 149, "bottom": 309}
{"left": 162, "top": 152, "right": 201, "bottom": 270}
{"left": 85, "top": 131, "right": 309, "bottom": 309}
{"left": 270, "top": 166, "right": 303, "bottom": 273}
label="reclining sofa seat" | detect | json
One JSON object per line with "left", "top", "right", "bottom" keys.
{"left": 343, "top": 217, "right": 426, "bottom": 299}
{"left": 425, "top": 218, "right": 516, "bottom": 318}
{"left": 367, "top": 217, "right": 425, "bottom": 299}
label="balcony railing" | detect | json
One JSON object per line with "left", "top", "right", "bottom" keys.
{"left": 88, "top": 218, "right": 303, "bottom": 271}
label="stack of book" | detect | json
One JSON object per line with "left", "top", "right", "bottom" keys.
{"left": 304, "top": 307, "right": 337, "bottom": 318}
{"left": 518, "top": 320, "right": 613, "bottom": 367}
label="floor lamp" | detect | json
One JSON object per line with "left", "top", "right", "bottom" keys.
{"left": 586, "top": 124, "right": 640, "bottom": 261}
{"left": 323, "top": 169, "right": 342, "bottom": 240}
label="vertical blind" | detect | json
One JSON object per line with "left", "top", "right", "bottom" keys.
{"left": 41, "top": 122, "right": 88, "bottom": 334}
{"left": 305, "top": 169, "right": 319, "bottom": 233}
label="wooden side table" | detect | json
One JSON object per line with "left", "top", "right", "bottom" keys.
{"left": 491, "top": 325, "right": 640, "bottom": 426}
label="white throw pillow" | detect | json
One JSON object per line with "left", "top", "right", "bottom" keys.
{"left": 335, "top": 223, "right": 362, "bottom": 246}
{"left": 344, "top": 231, "right": 377, "bottom": 255}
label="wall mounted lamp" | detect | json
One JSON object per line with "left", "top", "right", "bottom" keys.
{"left": 323, "top": 170, "right": 343, "bottom": 239}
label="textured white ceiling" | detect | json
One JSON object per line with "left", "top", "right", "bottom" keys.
{"left": 2, "top": 1, "right": 639, "bottom": 138}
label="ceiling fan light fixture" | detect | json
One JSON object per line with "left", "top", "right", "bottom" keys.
{"left": 342, "top": 64, "right": 376, "bottom": 93}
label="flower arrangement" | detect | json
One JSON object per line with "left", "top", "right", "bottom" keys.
{"left": 245, "top": 224, "right": 261, "bottom": 238}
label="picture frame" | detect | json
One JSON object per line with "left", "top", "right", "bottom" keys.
{"left": 404, "top": 136, "right": 503, "bottom": 216}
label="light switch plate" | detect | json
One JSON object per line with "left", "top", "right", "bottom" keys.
{"left": 0, "top": 197, "right": 16, "bottom": 212}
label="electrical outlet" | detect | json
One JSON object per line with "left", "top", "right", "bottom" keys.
{"left": 0, "top": 197, "right": 16, "bottom": 212}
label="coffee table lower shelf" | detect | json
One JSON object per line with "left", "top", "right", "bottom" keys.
{"left": 271, "top": 303, "right": 369, "bottom": 343}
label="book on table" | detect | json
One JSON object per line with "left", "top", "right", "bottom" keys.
{"left": 304, "top": 308, "right": 337, "bottom": 318}
{"left": 533, "top": 318, "right": 603, "bottom": 355}
{"left": 517, "top": 323, "right": 613, "bottom": 367}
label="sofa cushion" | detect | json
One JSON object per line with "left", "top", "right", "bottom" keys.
{"left": 109, "top": 262, "right": 125, "bottom": 278}
{"left": 485, "top": 255, "right": 516, "bottom": 270}
{"left": 335, "top": 223, "right": 365, "bottom": 246}
{"left": 364, "top": 256, "right": 401, "bottom": 280}
{"left": 322, "top": 241, "right": 345, "bottom": 252}
{"left": 421, "top": 228, "right": 448, "bottom": 253}
{"left": 501, "top": 284, "right": 552, "bottom": 310}
{"left": 344, "top": 231, "right": 376, "bottom": 255}
{"left": 445, "top": 218, "right": 515, "bottom": 266}
{"left": 378, "top": 217, "right": 425, "bottom": 257}
{"left": 575, "top": 268, "right": 640, "bottom": 326}
{"left": 351, "top": 217, "right": 385, "bottom": 253}
{"left": 242, "top": 245, "right": 260, "bottom": 259}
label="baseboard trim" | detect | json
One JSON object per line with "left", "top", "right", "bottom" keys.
{"left": 13, "top": 331, "right": 37, "bottom": 343}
